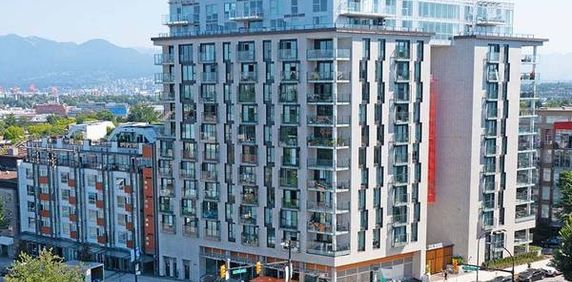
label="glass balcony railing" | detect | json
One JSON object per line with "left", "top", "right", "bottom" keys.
{"left": 306, "top": 49, "right": 350, "bottom": 60}
{"left": 307, "top": 115, "right": 350, "bottom": 126}
{"left": 279, "top": 134, "right": 298, "bottom": 147}
{"left": 202, "top": 72, "right": 218, "bottom": 83}
{"left": 154, "top": 53, "right": 175, "bottom": 65}
{"left": 487, "top": 52, "right": 501, "bottom": 62}
{"left": 241, "top": 233, "right": 259, "bottom": 246}
{"left": 240, "top": 71, "right": 257, "bottom": 82}
{"left": 520, "top": 72, "right": 538, "bottom": 81}
{"left": 183, "top": 225, "right": 199, "bottom": 237}
{"left": 308, "top": 180, "right": 350, "bottom": 191}
{"left": 237, "top": 50, "right": 255, "bottom": 62}
{"left": 391, "top": 213, "right": 408, "bottom": 226}
{"left": 278, "top": 49, "right": 298, "bottom": 60}
{"left": 159, "top": 91, "right": 175, "bottom": 102}
{"left": 242, "top": 192, "right": 258, "bottom": 205}
{"left": 308, "top": 159, "right": 350, "bottom": 169}
{"left": 154, "top": 73, "right": 175, "bottom": 84}
{"left": 281, "top": 71, "right": 300, "bottom": 82}
{"left": 307, "top": 136, "right": 350, "bottom": 147}
{"left": 307, "top": 242, "right": 350, "bottom": 256}
{"left": 279, "top": 90, "right": 298, "bottom": 103}
{"left": 202, "top": 209, "right": 218, "bottom": 220}
{"left": 282, "top": 198, "right": 300, "bottom": 209}
{"left": 307, "top": 71, "right": 335, "bottom": 81}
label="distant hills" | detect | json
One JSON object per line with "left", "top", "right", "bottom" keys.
{"left": 0, "top": 34, "right": 155, "bottom": 88}
{"left": 537, "top": 53, "right": 572, "bottom": 82}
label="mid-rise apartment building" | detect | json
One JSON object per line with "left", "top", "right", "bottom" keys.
{"left": 537, "top": 108, "right": 572, "bottom": 232}
{"left": 152, "top": 0, "right": 543, "bottom": 280}
{"left": 428, "top": 35, "right": 545, "bottom": 266}
{"left": 17, "top": 123, "right": 159, "bottom": 273}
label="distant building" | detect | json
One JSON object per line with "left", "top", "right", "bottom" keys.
{"left": 34, "top": 104, "right": 67, "bottom": 116}
{"left": 0, "top": 171, "right": 18, "bottom": 258}
{"left": 17, "top": 123, "right": 160, "bottom": 273}
{"left": 67, "top": 121, "right": 115, "bottom": 141}
{"left": 537, "top": 107, "right": 572, "bottom": 231}
{"left": 105, "top": 103, "right": 130, "bottom": 118}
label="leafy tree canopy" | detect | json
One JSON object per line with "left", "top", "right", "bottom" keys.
{"left": 6, "top": 248, "right": 84, "bottom": 282}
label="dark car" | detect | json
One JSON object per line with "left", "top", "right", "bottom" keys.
{"left": 518, "top": 269, "right": 545, "bottom": 282}
{"left": 487, "top": 276, "right": 512, "bottom": 282}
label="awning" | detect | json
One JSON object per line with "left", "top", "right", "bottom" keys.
{"left": 0, "top": 236, "right": 14, "bottom": 245}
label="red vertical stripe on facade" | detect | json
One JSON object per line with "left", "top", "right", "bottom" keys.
{"left": 428, "top": 77, "right": 438, "bottom": 203}
{"left": 143, "top": 167, "right": 155, "bottom": 254}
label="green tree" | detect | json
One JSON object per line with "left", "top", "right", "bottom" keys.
{"left": 4, "top": 114, "right": 18, "bottom": 127}
{"left": 553, "top": 215, "right": 572, "bottom": 281}
{"left": 127, "top": 104, "right": 160, "bottom": 123}
{"left": 95, "top": 110, "right": 116, "bottom": 122}
{"left": 0, "top": 200, "right": 10, "bottom": 230}
{"left": 559, "top": 171, "right": 572, "bottom": 218}
{"left": 3, "top": 126, "right": 25, "bottom": 143}
{"left": 6, "top": 248, "right": 84, "bottom": 282}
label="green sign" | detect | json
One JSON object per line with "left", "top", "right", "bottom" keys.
{"left": 232, "top": 268, "right": 247, "bottom": 275}
{"left": 463, "top": 265, "right": 480, "bottom": 271}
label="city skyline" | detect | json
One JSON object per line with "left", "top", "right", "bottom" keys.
{"left": 0, "top": 0, "right": 567, "bottom": 53}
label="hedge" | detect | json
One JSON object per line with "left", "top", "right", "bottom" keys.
{"left": 482, "top": 251, "right": 543, "bottom": 269}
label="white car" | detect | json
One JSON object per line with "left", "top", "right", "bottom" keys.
{"left": 541, "top": 266, "right": 561, "bottom": 277}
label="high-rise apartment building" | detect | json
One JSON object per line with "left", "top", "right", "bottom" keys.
{"left": 17, "top": 124, "right": 159, "bottom": 273}
{"left": 428, "top": 35, "right": 545, "bottom": 267}
{"left": 152, "top": 0, "right": 541, "bottom": 280}
{"left": 537, "top": 108, "right": 572, "bottom": 232}
{"left": 161, "top": 0, "right": 513, "bottom": 41}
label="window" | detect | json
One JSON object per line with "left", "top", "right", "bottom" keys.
{"left": 179, "top": 44, "right": 193, "bottom": 63}
{"left": 291, "top": 0, "right": 298, "bottom": 14}
{"left": 313, "top": 0, "right": 327, "bottom": 12}
{"left": 88, "top": 193, "right": 97, "bottom": 204}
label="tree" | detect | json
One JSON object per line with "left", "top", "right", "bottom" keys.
{"left": 95, "top": 110, "right": 116, "bottom": 122}
{"left": 558, "top": 171, "right": 572, "bottom": 219}
{"left": 6, "top": 248, "right": 84, "bottom": 282}
{"left": 127, "top": 104, "right": 160, "bottom": 124}
{"left": 0, "top": 200, "right": 10, "bottom": 230}
{"left": 3, "top": 126, "right": 25, "bottom": 143}
{"left": 553, "top": 215, "right": 572, "bottom": 281}
{"left": 4, "top": 114, "right": 18, "bottom": 127}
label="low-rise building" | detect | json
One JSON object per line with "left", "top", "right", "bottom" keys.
{"left": 537, "top": 107, "right": 572, "bottom": 233}
{"left": 18, "top": 123, "right": 160, "bottom": 273}
{"left": 34, "top": 104, "right": 68, "bottom": 116}
{"left": 0, "top": 171, "right": 18, "bottom": 257}
{"left": 67, "top": 121, "right": 115, "bottom": 141}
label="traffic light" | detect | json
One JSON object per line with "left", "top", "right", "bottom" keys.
{"left": 255, "top": 261, "right": 263, "bottom": 275}
{"left": 219, "top": 264, "right": 227, "bottom": 279}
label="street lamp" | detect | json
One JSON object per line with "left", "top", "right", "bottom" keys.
{"left": 281, "top": 240, "right": 296, "bottom": 282}
{"left": 485, "top": 243, "right": 515, "bottom": 282}
{"left": 476, "top": 232, "right": 489, "bottom": 282}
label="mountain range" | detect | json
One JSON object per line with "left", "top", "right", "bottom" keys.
{"left": 0, "top": 34, "right": 155, "bottom": 89}
{"left": 0, "top": 34, "right": 570, "bottom": 89}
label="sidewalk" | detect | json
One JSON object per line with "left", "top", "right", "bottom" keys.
{"left": 429, "top": 258, "right": 553, "bottom": 282}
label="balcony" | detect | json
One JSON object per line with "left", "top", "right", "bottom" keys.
{"left": 159, "top": 91, "right": 175, "bottom": 102}
{"left": 279, "top": 90, "right": 298, "bottom": 103}
{"left": 204, "top": 229, "right": 221, "bottom": 241}
{"left": 482, "top": 199, "right": 495, "bottom": 211}
{"left": 239, "top": 174, "right": 257, "bottom": 186}
{"left": 154, "top": 73, "right": 175, "bottom": 84}
{"left": 200, "top": 133, "right": 217, "bottom": 143}
{"left": 307, "top": 49, "right": 350, "bottom": 61}
{"left": 278, "top": 49, "right": 298, "bottom": 61}
{"left": 202, "top": 72, "right": 218, "bottom": 83}
{"left": 241, "top": 233, "right": 259, "bottom": 247}
{"left": 237, "top": 50, "right": 256, "bottom": 62}
{"left": 514, "top": 232, "right": 533, "bottom": 245}
{"left": 476, "top": 15, "right": 505, "bottom": 26}
{"left": 229, "top": 10, "right": 264, "bottom": 22}
{"left": 308, "top": 71, "right": 351, "bottom": 83}
{"left": 395, "top": 71, "right": 411, "bottom": 82}
{"left": 183, "top": 149, "right": 197, "bottom": 160}
{"left": 202, "top": 209, "right": 219, "bottom": 220}
{"left": 279, "top": 175, "right": 298, "bottom": 188}
{"left": 308, "top": 158, "right": 350, "bottom": 170}
{"left": 487, "top": 52, "right": 501, "bottom": 63}
{"left": 392, "top": 191, "right": 409, "bottom": 206}
{"left": 394, "top": 48, "right": 410, "bottom": 61}
{"left": 486, "top": 70, "right": 500, "bottom": 82}
{"left": 308, "top": 180, "right": 350, "bottom": 192}
{"left": 162, "top": 14, "right": 196, "bottom": 26}
{"left": 307, "top": 242, "right": 350, "bottom": 257}
{"left": 307, "top": 221, "right": 349, "bottom": 235}
{"left": 240, "top": 71, "right": 257, "bottom": 83}
{"left": 521, "top": 55, "right": 539, "bottom": 65}
{"left": 204, "top": 190, "right": 220, "bottom": 201}
{"left": 521, "top": 72, "right": 538, "bottom": 81}
{"left": 241, "top": 153, "right": 258, "bottom": 165}
{"left": 516, "top": 191, "right": 534, "bottom": 204}
{"left": 391, "top": 213, "right": 408, "bottom": 226}
{"left": 282, "top": 198, "right": 300, "bottom": 209}
{"left": 201, "top": 171, "right": 218, "bottom": 182}
{"left": 392, "top": 233, "right": 409, "bottom": 247}
{"left": 339, "top": 2, "right": 394, "bottom": 19}
{"left": 238, "top": 90, "right": 256, "bottom": 103}
{"left": 395, "top": 111, "right": 410, "bottom": 124}
{"left": 159, "top": 187, "right": 175, "bottom": 197}
{"left": 281, "top": 114, "right": 300, "bottom": 125}
{"left": 154, "top": 53, "right": 175, "bottom": 65}
{"left": 199, "top": 53, "right": 216, "bottom": 64}
{"left": 307, "top": 115, "right": 350, "bottom": 127}
{"left": 242, "top": 193, "right": 258, "bottom": 206}
{"left": 183, "top": 225, "right": 199, "bottom": 237}
{"left": 182, "top": 188, "right": 198, "bottom": 199}
{"left": 515, "top": 209, "right": 536, "bottom": 223}
{"left": 160, "top": 203, "right": 174, "bottom": 214}
{"left": 239, "top": 213, "right": 257, "bottom": 225}
{"left": 279, "top": 134, "right": 298, "bottom": 147}
{"left": 307, "top": 136, "right": 350, "bottom": 148}
{"left": 281, "top": 71, "right": 300, "bottom": 82}
{"left": 307, "top": 200, "right": 350, "bottom": 213}
{"left": 307, "top": 92, "right": 351, "bottom": 104}
{"left": 181, "top": 207, "right": 197, "bottom": 217}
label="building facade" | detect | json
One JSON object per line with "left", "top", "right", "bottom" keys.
{"left": 537, "top": 108, "right": 572, "bottom": 232}
{"left": 0, "top": 172, "right": 18, "bottom": 257}
{"left": 17, "top": 124, "right": 159, "bottom": 273}
{"left": 428, "top": 35, "right": 544, "bottom": 266}
{"left": 154, "top": 25, "right": 432, "bottom": 281}
{"left": 160, "top": 0, "right": 513, "bottom": 42}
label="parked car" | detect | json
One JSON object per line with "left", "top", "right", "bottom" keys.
{"left": 518, "top": 269, "right": 545, "bottom": 282}
{"left": 541, "top": 266, "right": 561, "bottom": 277}
{"left": 487, "top": 276, "right": 512, "bottom": 282}
{"left": 542, "top": 237, "right": 563, "bottom": 248}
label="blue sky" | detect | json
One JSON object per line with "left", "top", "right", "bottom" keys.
{"left": 0, "top": 0, "right": 568, "bottom": 53}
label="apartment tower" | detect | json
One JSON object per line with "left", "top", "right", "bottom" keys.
{"left": 153, "top": 0, "right": 519, "bottom": 280}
